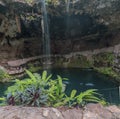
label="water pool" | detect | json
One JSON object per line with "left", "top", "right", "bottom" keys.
{"left": 0, "top": 68, "right": 119, "bottom": 104}
{"left": 0, "top": 82, "right": 12, "bottom": 98}
{"left": 45, "top": 68, "right": 119, "bottom": 104}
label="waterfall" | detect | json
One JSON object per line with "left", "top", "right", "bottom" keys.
{"left": 41, "top": 0, "right": 51, "bottom": 69}
{"left": 66, "top": 0, "right": 70, "bottom": 39}
{"left": 66, "top": 0, "right": 70, "bottom": 13}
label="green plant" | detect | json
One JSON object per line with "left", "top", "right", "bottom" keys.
{"left": 76, "top": 89, "right": 103, "bottom": 106}
{"left": 4, "top": 70, "right": 52, "bottom": 106}
{"left": 48, "top": 75, "right": 67, "bottom": 107}
{"left": 8, "top": 86, "right": 48, "bottom": 106}
{"left": 64, "top": 89, "right": 77, "bottom": 107}
{"left": 64, "top": 89, "right": 106, "bottom": 107}
{"left": 6, "top": 70, "right": 51, "bottom": 94}
{"left": 94, "top": 67, "right": 119, "bottom": 79}
{"left": 0, "top": 68, "right": 11, "bottom": 82}
{"left": 28, "top": 64, "right": 42, "bottom": 73}
{"left": 93, "top": 52, "right": 114, "bottom": 67}
{"left": 3, "top": 70, "right": 67, "bottom": 107}
{"left": 1, "top": 70, "right": 105, "bottom": 107}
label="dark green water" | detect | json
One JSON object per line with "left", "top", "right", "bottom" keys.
{"left": 46, "top": 68, "right": 119, "bottom": 104}
{"left": 0, "top": 82, "right": 12, "bottom": 97}
{"left": 0, "top": 68, "right": 119, "bottom": 104}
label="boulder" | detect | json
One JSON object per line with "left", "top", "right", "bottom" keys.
{"left": 0, "top": 104, "right": 120, "bottom": 119}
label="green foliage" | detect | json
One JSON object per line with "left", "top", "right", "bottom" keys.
{"left": 48, "top": 75, "right": 67, "bottom": 107}
{"left": 0, "top": 97, "right": 5, "bottom": 101}
{"left": 6, "top": 70, "right": 52, "bottom": 95}
{"left": 0, "top": 69, "right": 11, "bottom": 82}
{"left": 95, "top": 67, "right": 119, "bottom": 79}
{"left": 93, "top": 52, "right": 120, "bottom": 81}
{"left": 27, "top": 63, "right": 42, "bottom": 73}
{"left": 76, "top": 89, "right": 103, "bottom": 106}
{"left": 1, "top": 70, "right": 105, "bottom": 107}
{"left": 24, "top": 0, "right": 34, "bottom": 4}
{"left": 46, "top": 0, "right": 61, "bottom": 5}
{"left": 68, "top": 55, "right": 93, "bottom": 68}
{"left": 64, "top": 89, "right": 106, "bottom": 107}
{"left": 64, "top": 89, "right": 77, "bottom": 107}
{"left": 9, "top": 86, "right": 48, "bottom": 106}
{"left": 93, "top": 52, "right": 114, "bottom": 67}
{"left": 4, "top": 70, "right": 66, "bottom": 107}
{"left": 4, "top": 70, "right": 52, "bottom": 106}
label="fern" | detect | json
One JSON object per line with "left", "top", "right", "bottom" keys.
{"left": 1, "top": 70, "right": 105, "bottom": 107}
{"left": 76, "top": 89, "right": 102, "bottom": 105}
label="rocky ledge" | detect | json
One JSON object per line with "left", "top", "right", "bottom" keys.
{"left": 1, "top": 43, "right": 120, "bottom": 76}
{"left": 0, "top": 104, "right": 120, "bottom": 119}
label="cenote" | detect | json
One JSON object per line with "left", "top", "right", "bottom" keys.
{"left": 0, "top": 0, "right": 120, "bottom": 109}
{"left": 0, "top": 68, "right": 119, "bottom": 105}
{"left": 43, "top": 68, "right": 119, "bottom": 104}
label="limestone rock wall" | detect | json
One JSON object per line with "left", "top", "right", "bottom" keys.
{"left": 0, "top": 0, "right": 120, "bottom": 61}
{"left": 0, "top": 104, "right": 119, "bottom": 119}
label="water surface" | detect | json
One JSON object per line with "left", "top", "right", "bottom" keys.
{"left": 46, "top": 68, "right": 119, "bottom": 104}
{"left": 0, "top": 68, "right": 119, "bottom": 104}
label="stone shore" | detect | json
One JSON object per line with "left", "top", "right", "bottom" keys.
{"left": 0, "top": 104, "right": 120, "bottom": 119}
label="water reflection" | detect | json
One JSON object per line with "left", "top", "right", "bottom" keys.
{"left": 46, "top": 68, "right": 119, "bottom": 104}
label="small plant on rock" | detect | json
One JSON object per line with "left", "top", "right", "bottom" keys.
{"left": 0, "top": 68, "right": 11, "bottom": 82}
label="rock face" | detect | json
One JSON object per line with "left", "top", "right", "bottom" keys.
{"left": 0, "top": 43, "right": 119, "bottom": 76}
{"left": 0, "top": 0, "right": 120, "bottom": 59}
{"left": 0, "top": 104, "right": 120, "bottom": 119}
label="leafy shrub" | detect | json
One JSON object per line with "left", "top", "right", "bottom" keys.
{"left": 1, "top": 70, "right": 105, "bottom": 107}
{"left": 0, "top": 68, "right": 11, "bottom": 82}
{"left": 4, "top": 70, "right": 52, "bottom": 106}
{"left": 8, "top": 86, "right": 48, "bottom": 106}
{"left": 93, "top": 52, "right": 114, "bottom": 67}
{"left": 94, "top": 67, "right": 119, "bottom": 79}
{"left": 27, "top": 63, "right": 42, "bottom": 72}
{"left": 64, "top": 89, "right": 106, "bottom": 107}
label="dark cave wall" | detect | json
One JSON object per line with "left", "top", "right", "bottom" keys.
{"left": 0, "top": 0, "right": 120, "bottom": 60}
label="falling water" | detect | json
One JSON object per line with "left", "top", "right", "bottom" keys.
{"left": 66, "top": 0, "right": 70, "bottom": 39}
{"left": 41, "top": 0, "right": 51, "bottom": 69}
{"left": 66, "top": 0, "right": 70, "bottom": 13}
{"left": 66, "top": 0, "right": 80, "bottom": 38}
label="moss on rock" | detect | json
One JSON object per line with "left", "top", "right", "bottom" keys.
{"left": 67, "top": 55, "right": 93, "bottom": 68}
{"left": 27, "top": 63, "right": 42, "bottom": 72}
{"left": 92, "top": 52, "right": 120, "bottom": 82}
{"left": 93, "top": 52, "right": 114, "bottom": 67}
{"left": 0, "top": 67, "right": 11, "bottom": 82}
{"left": 94, "top": 67, "right": 119, "bottom": 78}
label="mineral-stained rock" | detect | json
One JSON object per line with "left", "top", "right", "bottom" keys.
{"left": 106, "top": 105, "right": 120, "bottom": 119}
{"left": 0, "top": 104, "right": 120, "bottom": 119}
{"left": 62, "top": 108, "right": 83, "bottom": 119}
{"left": 85, "top": 103, "right": 115, "bottom": 119}
{"left": 0, "top": 0, "right": 120, "bottom": 79}
{"left": 83, "top": 110, "right": 102, "bottom": 119}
